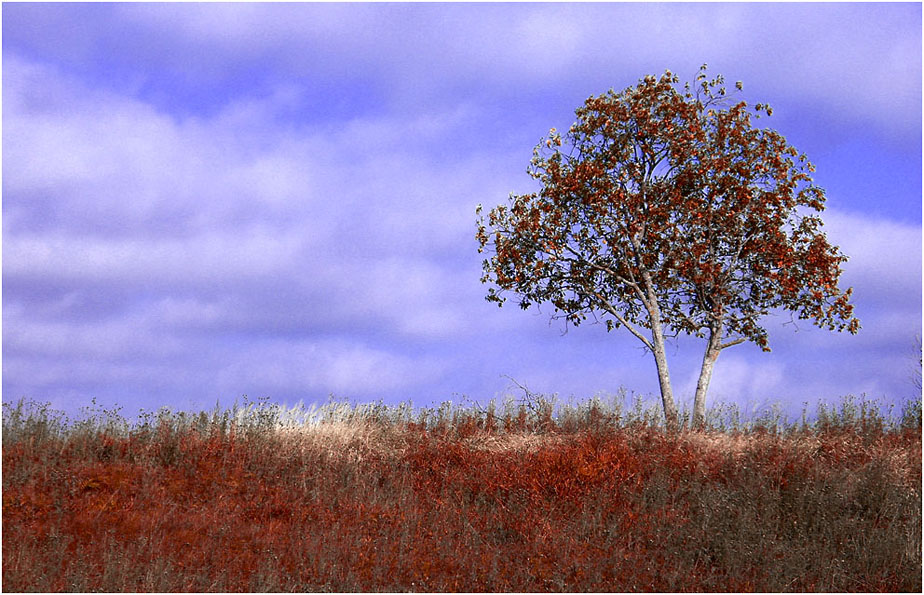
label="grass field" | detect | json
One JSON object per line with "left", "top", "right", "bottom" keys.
{"left": 3, "top": 393, "right": 921, "bottom": 592}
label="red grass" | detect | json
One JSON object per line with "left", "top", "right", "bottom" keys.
{"left": 3, "top": 398, "right": 921, "bottom": 592}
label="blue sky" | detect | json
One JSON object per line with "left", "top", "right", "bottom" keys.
{"left": 3, "top": 3, "right": 921, "bottom": 423}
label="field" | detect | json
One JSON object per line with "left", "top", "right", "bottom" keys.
{"left": 3, "top": 393, "right": 921, "bottom": 592}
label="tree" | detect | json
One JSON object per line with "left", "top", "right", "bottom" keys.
{"left": 476, "top": 65, "right": 860, "bottom": 430}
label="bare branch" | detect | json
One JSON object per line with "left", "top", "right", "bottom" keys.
{"left": 593, "top": 292, "right": 654, "bottom": 351}
{"left": 719, "top": 337, "right": 746, "bottom": 350}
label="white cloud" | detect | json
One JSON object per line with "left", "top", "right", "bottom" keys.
{"left": 2, "top": 50, "right": 491, "bottom": 274}
{"left": 3, "top": 228, "right": 310, "bottom": 286}
{"left": 681, "top": 357, "right": 786, "bottom": 408}
{"left": 7, "top": 4, "right": 919, "bottom": 145}
{"left": 3, "top": 49, "right": 508, "bottom": 414}
{"left": 3, "top": 307, "right": 185, "bottom": 362}
{"left": 3, "top": 4, "right": 918, "bottom": 417}
{"left": 118, "top": 2, "right": 375, "bottom": 54}
{"left": 822, "top": 209, "right": 922, "bottom": 302}
{"left": 216, "top": 339, "right": 447, "bottom": 397}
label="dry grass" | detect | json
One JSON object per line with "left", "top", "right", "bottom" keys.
{"left": 275, "top": 420, "right": 405, "bottom": 462}
{"left": 3, "top": 394, "right": 921, "bottom": 592}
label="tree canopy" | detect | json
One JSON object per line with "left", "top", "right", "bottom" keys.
{"left": 477, "top": 65, "right": 860, "bottom": 429}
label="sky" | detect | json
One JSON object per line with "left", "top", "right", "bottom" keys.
{"left": 3, "top": 2, "right": 922, "bottom": 424}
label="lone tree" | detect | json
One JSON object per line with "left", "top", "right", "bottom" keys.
{"left": 476, "top": 65, "right": 860, "bottom": 430}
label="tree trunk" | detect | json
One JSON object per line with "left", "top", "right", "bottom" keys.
{"left": 649, "top": 317, "right": 680, "bottom": 431}
{"left": 692, "top": 328, "right": 722, "bottom": 430}
{"left": 637, "top": 268, "right": 680, "bottom": 431}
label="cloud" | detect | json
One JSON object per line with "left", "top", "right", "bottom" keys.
{"left": 823, "top": 209, "right": 922, "bottom": 307}
{"left": 7, "top": 4, "right": 918, "bottom": 141}
{"left": 3, "top": 229, "right": 309, "bottom": 289}
{"left": 3, "top": 49, "right": 488, "bottom": 258}
{"left": 3, "top": 304, "right": 184, "bottom": 362}
{"left": 2, "top": 49, "right": 510, "bottom": 412}
{"left": 217, "top": 338, "right": 449, "bottom": 397}
{"left": 677, "top": 355, "right": 786, "bottom": 410}
{"left": 3, "top": 4, "right": 919, "bottom": 419}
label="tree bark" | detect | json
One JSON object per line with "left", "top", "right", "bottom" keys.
{"left": 692, "top": 328, "right": 722, "bottom": 430}
{"left": 647, "top": 309, "right": 680, "bottom": 431}
{"left": 651, "top": 328, "right": 680, "bottom": 431}
{"left": 636, "top": 264, "right": 680, "bottom": 431}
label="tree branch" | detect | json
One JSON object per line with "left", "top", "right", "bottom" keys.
{"left": 719, "top": 337, "right": 746, "bottom": 350}
{"left": 594, "top": 292, "right": 654, "bottom": 351}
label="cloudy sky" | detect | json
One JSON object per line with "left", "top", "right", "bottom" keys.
{"left": 3, "top": 3, "right": 921, "bottom": 423}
